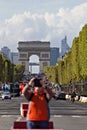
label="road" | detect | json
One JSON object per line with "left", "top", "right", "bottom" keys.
{"left": 0, "top": 96, "right": 87, "bottom": 130}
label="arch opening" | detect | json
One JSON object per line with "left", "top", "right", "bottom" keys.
{"left": 29, "top": 55, "right": 39, "bottom": 74}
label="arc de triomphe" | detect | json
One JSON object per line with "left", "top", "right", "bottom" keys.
{"left": 17, "top": 41, "right": 50, "bottom": 74}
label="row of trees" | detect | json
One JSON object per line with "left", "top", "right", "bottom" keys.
{"left": 0, "top": 52, "right": 25, "bottom": 83}
{"left": 44, "top": 24, "right": 87, "bottom": 94}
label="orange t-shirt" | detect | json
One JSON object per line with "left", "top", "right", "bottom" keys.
{"left": 27, "top": 88, "right": 48, "bottom": 121}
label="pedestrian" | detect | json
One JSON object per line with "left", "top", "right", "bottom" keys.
{"left": 23, "top": 77, "right": 53, "bottom": 129}
{"left": 4, "top": 82, "right": 10, "bottom": 92}
{"left": 19, "top": 82, "right": 25, "bottom": 96}
{"left": 71, "top": 90, "right": 76, "bottom": 102}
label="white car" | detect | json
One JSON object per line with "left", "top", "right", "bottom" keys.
{"left": 2, "top": 92, "right": 11, "bottom": 100}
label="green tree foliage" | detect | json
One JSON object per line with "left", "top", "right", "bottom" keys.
{"left": 44, "top": 23, "right": 87, "bottom": 88}
{"left": 57, "top": 60, "right": 64, "bottom": 85}
{"left": 0, "top": 52, "right": 25, "bottom": 82}
{"left": 78, "top": 24, "right": 87, "bottom": 80}
{"left": 63, "top": 51, "right": 72, "bottom": 84}
{"left": 14, "top": 64, "right": 25, "bottom": 82}
{"left": 44, "top": 66, "right": 58, "bottom": 83}
{"left": 71, "top": 37, "right": 80, "bottom": 82}
{"left": 0, "top": 53, "right": 4, "bottom": 81}
{"left": 3, "top": 59, "right": 12, "bottom": 82}
{"left": 81, "top": 25, "right": 87, "bottom": 80}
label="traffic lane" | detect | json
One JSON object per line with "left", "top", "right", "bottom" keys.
{"left": 0, "top": 96, "right": 27, "bottom": 115}
{"left": 49, "top": 99, "right": 87, "bottom": 116}
{"left": 0, "top": 96, "right": 87, "bottom": 116}
{"left": 0, "top": 115, "right": 19, "bottom": 130}
{"left": 0, "top": 97, "right": 87, "bottom": 130}
{"left": 51, "top": 115, "right": 87, "bottom": 130}
{"left": 0, "top": 98, "right": 20, "bottom": 115}
{"left": 0, "top": 115, "right": 55, "bottom": 130}
{"left": 0, "top": 115, "right": 87, "bottom": 130}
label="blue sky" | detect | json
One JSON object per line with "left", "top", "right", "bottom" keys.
{"left": 0, "top": 0, "right": 87, "bottom": 52}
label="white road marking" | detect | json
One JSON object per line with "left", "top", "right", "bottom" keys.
{"left": 53, "top": 115, "right": 83, "bottom": 118}
{"left": 16, "top": 116, "right": 22, "bottom": 121}
{"left": 54, "top": 115, "right": 63, "bottom": 117}
{"left": 1, "top": 115, "right": 12, "bottom": 117}
{"left": 54, "top": 129, "right": 64, "bottom": 130}
{"left": 1, "top": 115, "right": 18, "bottom": 117}
{"left": 1, "top": 115, "right": 84, "bottom": 119}
{"left": 72, "top": 115, "right": 81, "bottom": 118}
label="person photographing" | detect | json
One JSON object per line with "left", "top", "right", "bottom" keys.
{"left": 22, "top": 77, "right": 53, "bottom": 129}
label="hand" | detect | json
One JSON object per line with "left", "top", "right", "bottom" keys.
{"left": 28, "top": 78, "right": 35, "bottom": 86}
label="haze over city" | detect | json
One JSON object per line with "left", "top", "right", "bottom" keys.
{"left": 0, "top": 0, "right": 87, "bottom": 52}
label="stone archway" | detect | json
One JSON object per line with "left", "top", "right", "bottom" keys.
{"left": 17, "top": 41, "right": 50, "bottom": 74}
{"left": 29, "top": 55, "right": 39, "bottom": 73}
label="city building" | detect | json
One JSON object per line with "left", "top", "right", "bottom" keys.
{"left": 1, "top": 46, "right": 19, "bottom": 65}
{"left": 1, "top": 46, "right": 11, "bottom": 61}
{"left": 50, "top": 47, "right": 60, "bottom": 66}
{"left": 11, "top": 52, "right": 19, "bottom": 64}
{"left": 60, "top": 36, "right": 70, "bottom": 57}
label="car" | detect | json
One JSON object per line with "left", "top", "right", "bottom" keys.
{"left": 56, "top": 91, "right": 66, "bottom": 100}
{"left": 1, "top": 92, "right": 11, "bottom": 100}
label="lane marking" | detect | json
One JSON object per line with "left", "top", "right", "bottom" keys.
{"left": 72, "top": 115, "right": 81, "bottom": 118}
{"left": 16, "top": 116, "right": 22, "bottom": 121}
{"left": 54, "top": 129, "right": 64, "bottom": 130}
{"left": 1, "top": 115, "right": 18, "bottom": 118}
{"left": 53, "top": 115, "right": 86, "bottom": 118}
{"left": 1, "top": 115, "right": 12, "bottom": 117}
{"left": 54, "top": 115, "right": 62, "bottom": 117}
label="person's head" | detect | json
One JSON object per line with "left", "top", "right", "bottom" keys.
{"left": 33, "top": 78, "right": 42, "bottom": 87}
{"left": 33, "top": 78, "right": 45, "bottom": 94}
{"left": 29, "top": 77, "right": 45, "bottom": 89}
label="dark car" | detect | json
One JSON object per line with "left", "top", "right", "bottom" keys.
{"left": 56, "top": 91, "right": 66, "bottom": 100}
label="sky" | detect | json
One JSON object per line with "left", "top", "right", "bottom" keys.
{"left": 0, "top": 0, "right": 87, "bottom": 53}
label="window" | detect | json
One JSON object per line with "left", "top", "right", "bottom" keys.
{"left": 42, "top": 54, "right": 49, "bottom": 58}
{"left": 43, "top": 62, "right": 48, "bottom": 66}
{"left": 20, "top": 54, "right": 27, "bottom": 58}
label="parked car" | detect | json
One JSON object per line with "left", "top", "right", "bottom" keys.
{"left": 1, "top": 92, "right": 11, "bottom": 100}
{"left": 56, "top": 91, "right": 66, "bottom": 100}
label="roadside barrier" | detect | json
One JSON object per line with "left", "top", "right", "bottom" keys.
{"left": 20, "top": 103, "right": 28, "bottom": 117}
{"left": 65, "top": 94, "right": 71, "bottom": 100}
{"left": 12, "top": 121, "right": 54, "bottom": 129}
{"left": 12, "top": 121, "right": 27, "bottom": 129}
{"left": 79, "top": 96, "right": 87, "bottom": 103}
{"left": 66, "top": 94, "right": 87, "bottom": 103}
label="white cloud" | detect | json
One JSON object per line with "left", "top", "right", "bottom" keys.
{"left": 0, "top": 2, "right": 87, "bottom": 52}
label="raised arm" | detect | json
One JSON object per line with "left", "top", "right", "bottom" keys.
{"left": 22, "top": 78, "right": 35, "bottom": 101}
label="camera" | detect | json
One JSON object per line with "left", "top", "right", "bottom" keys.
{"left": 33, "top": 78, "right": 42, "bottom": 87}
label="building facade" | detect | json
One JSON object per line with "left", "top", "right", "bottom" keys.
{"left": 11, "top": 52, "right": 19, "bottom": 64}
{"left": 17, "top": 41, "right": 50, "bottom": 74}
{"left": 50, "top": 47, "right": 60, "bottom": 66}
{"left": 61, "top": 36, "right": 70, "bottom": 57}
{"left": 1, "top": 46, "right": 11, "bottom": 61}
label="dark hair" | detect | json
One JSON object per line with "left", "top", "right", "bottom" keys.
{"left": 33, "top": 78, "right": 42, "bottom": 87}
